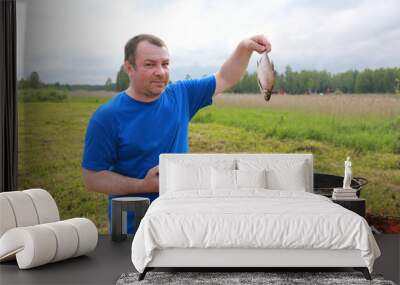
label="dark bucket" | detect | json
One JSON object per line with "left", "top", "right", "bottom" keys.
{"left": 313, "top": 173, "right": 368, "bottom": 197}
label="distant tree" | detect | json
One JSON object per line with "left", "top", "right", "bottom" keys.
{"left": 382, "top": 68, "right": 399, "bottom": 93}
{"left": 319, "top": 70, "right": 332, "bottom": 93}
{"left": 185, "top": 74, "right": 191, "bottom": 80}
{"left": 28, "top": 71, "right": 42, "bottom": 89}
{"left": 372, "top": 68, "right": 386, "bottom": 93}
{"left": 115, "top": 65, "right": 129, "bottom": 91}
{"left": 17, "top": 78, "right": 29, "bottom": 89}
{"left": 274, "top": 73, "right": 285, "bottom": 93}
{"left": 395, "top": 78, "right": 400, "bottom": 95}
{"left": 284, "top": 65, "right": 295, "bottom": 94}
{"left": 332, "top": 70, "right": 357, "bottom": 93}
{"left": 105, "top": 77, "right": 113, "bottom": 91}
{"left": 354, "top": 69, "right": 374, "bottom": 93}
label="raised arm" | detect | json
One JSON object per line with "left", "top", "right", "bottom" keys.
{"left": 82, "top": 165, "right": 159, "bottom": 195}
{"left": 214, "top": 35, "right": 271, "bottom": 95}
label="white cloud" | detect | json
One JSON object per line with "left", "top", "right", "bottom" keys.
{"left": 17, "top": 0, "right": 400, "bottom": 84}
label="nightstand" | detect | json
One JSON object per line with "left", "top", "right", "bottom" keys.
{"left": 332, "top": 198, "right": 366, "bottom": 218}
{"left": 111, "top": 197, "right": 150, "bottom": 242}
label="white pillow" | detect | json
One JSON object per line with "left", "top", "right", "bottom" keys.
{"left": 211, "top": 168, "right": 236, "bottom": 190}
{"left": 266, "top": 162, "right": 307, "bottom": 191}
{"left": 166, "top": 162, "right": 211, "bottom": 191}
{"left": 238, "top": 159, "right": 309, "bottom": 192}
{"left": 236, "top": 169, "right": 267, "bottom": 189}
{"left": 211, "top": 169, "right": 268, "bottom": 190}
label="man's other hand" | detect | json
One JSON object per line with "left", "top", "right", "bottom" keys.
{"left": 242, "top": 34, "right": 272, "bottom": 54}
{"left": 142, "top": 165, "right": 159, "bottom": 193}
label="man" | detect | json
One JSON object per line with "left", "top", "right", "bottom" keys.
{"left": 82, "top": 34, "right": 271, "bottom": 233}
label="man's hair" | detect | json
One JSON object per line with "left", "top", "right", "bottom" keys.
{"left": 125, "top": 34, "right": 166, "bottom": 67}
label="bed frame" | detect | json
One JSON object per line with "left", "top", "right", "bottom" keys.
{"left": 139, "top": 248, "right": 370, "bottom": 280}
{"left": 138, "top": 153, "right": 372, "bottom": 281}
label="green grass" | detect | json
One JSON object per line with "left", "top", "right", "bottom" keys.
{"left": 17, "top": 94, "right": 400, "bottom": 234}
{"left": 18, "top": 96, "right": 110, "bottom": 232}
{"left": 192, "top": 107, "right": 400, "bottom": 154}
{"left": 18, "top": 88, "right": 68, "bottom": 102}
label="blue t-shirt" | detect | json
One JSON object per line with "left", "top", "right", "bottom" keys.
{"left": 82, "top": 75, "right": 216, "bottom": 233}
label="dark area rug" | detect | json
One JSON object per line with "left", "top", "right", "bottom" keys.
{"left": 116, "top": 271, "right": 396, "bottom": 285}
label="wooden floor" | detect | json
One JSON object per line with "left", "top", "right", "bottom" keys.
{"left": 0, "top": 234, "right": 398, "bottom": 285}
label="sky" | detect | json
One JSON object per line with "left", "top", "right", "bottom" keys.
{"left": 16, "top": 0, "right": 400, "bottom": 85}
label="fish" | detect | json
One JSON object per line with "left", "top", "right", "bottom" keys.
{"left": 256, "top": 52, "right": 275, "bottom": 102}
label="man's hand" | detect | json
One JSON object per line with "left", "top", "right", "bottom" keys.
{"left": 214, "top": 34, "right": 272, "bottom": 95}
{"left": 241, "top": 35, "right": 272, "bottom": 54}
{"left": 142, "top": 165, "right": 159, "bottom": 193}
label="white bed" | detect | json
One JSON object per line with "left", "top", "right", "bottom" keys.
{"left": 131, "top": 154, "right": 380, "bottom": 280}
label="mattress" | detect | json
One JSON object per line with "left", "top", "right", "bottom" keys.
{"left": 131, "top": 189, "right": 380, "bottom": 273}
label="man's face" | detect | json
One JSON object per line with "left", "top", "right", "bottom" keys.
{"left": 127, "top": 41, "right": 170, "bottom": 99}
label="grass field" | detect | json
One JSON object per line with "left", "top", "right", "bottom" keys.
{"left": 17, "top": 91, "right": 400, "bottom": 234}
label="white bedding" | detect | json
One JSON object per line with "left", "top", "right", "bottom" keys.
{"left": 131, "top": 190, "right": 380, "bottom": 273}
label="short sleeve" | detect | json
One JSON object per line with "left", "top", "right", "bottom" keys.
{"left": 182, "top": 74, "right": 216, "bottom": 119}
{"left": 82, "top": 116, "right": 117, "bottom": 171}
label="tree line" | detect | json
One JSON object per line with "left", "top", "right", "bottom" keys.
{"left": 18, "top": 72, "right": 115, "bottom": 91}
{"left": 19, "top": 66, "right": 400, "bottom": 95}
{"left": 228, "top": 66, "right": 400, "bottom": 94}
